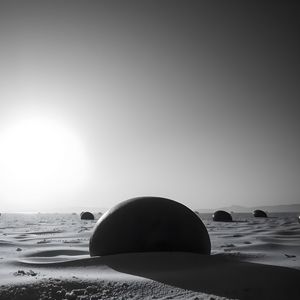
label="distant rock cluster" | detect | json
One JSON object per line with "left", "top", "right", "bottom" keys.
{"left": 209, "top": 209, "right": 269, "bottom": 222}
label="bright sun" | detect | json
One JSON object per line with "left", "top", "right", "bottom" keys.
{"left": 0, "top": 116, "right": 89, "bottom": 209}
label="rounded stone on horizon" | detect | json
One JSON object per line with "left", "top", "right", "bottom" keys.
{"left": 212, "top": 210, "right": 233, "bottom": 222}
{"left": 81, "top": 212, "right": 94, "bottom": 220}
{"left": 89, "top": 196, "right": 211, "bottom": 256}
{"left": 253, "top": 209, "right": 268, "bottom": 218}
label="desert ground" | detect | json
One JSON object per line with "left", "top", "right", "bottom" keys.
{"left": 0, "top": 212, "right": 299, "bottom": 300}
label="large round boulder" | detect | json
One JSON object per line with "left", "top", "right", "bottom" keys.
{"left": 81, "top": 211, "right": 94, "bottom": 220}
{"left": 253, "top": 209, "right": 267, "bottom": 218}
{"left": 212, "top": 210, "right": 232, "bottom": 222}
{"left": 297, "top": 215, "right": 300, "bottom": 223}
{"left": 89, "top": 196, "right": 211, "bottom": 256}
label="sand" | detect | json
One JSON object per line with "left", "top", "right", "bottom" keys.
{"left": 0, "top": 212, "right": 299, "bottom": 300}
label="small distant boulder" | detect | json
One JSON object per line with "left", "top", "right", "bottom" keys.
{"left": 80, "top": 212, "right": 94, "bottom": 220}
{"left": 212, "top": 210, "right": 232, "bottom": 222}
{"left": 298, "top": 215, "right": 300, "bottom": 223}
{"left": 89, "top": 196, "right": 211, "bottom": 256}
{"left": 253, "top": 209, "right": 268, "bottom": 218}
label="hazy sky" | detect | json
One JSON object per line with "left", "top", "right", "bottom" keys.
{"left": 0, "top": 1, "right": 299, "bottom": 212}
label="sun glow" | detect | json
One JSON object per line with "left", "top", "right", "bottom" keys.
{"left": 0, "top": 116, "right": 89, "bottom": 209}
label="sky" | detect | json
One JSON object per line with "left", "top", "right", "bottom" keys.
{"left": 0, "top": 1, "right": 299, "bottom": 212}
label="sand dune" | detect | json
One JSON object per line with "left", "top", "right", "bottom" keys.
{"left": 0, "top": 212, "right": 300, "bottom": 299}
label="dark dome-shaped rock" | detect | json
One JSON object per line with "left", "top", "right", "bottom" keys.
{"left": 253, "top": 209, "right": 267, "bottom": 218}
{"left": 212, "top": 210, "right": 232, "bottom": 222}
{"left": 89, "top": 196, "right": 211, "bottom": 256}
{"left": 81, "top": 211, "right": 94, "bottom": 220}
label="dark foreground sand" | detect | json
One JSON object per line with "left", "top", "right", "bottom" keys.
{"left": 0, "top": 213, "right": 299, "bottom": 299}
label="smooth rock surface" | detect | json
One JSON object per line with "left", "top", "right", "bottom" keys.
{"left": 212, "top": 210, "right": 232, "bottom": 222}
{"left": 89, "top": 196, "right": 211, "bottom": 256}
{"left": 81, "top": 212, "right": 94, "bottom": 220}
{"left": 253, "top": 210, "right": 268, "bottom": 218}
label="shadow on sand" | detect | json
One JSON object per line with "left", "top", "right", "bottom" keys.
{"left": 100, "top": 252, "right": 300, "bottom": 300}
{"left": 15, "top": 251, "right": 300, "bottom": 299}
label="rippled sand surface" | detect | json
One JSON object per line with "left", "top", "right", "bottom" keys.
{"left": 202, "top": 212, "right": 300, "bottom": 269}
{"left": 0, "top": 212, "right": 299, "bottom": 299}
